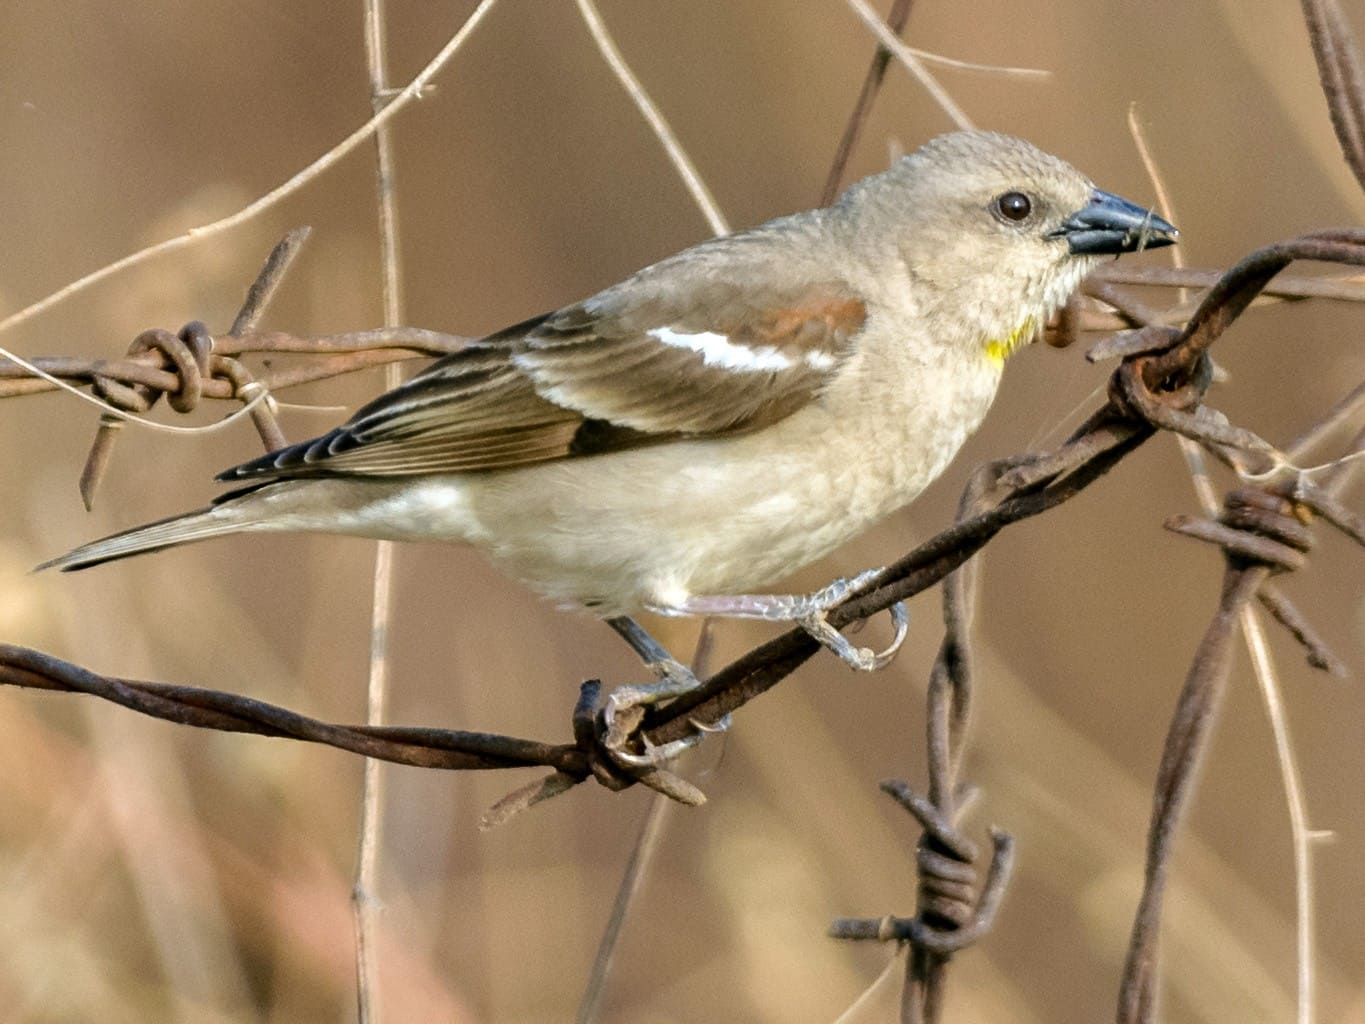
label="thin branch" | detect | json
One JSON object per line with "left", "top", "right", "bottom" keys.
{"left": 0, "top": 0, "right": 499, "bottom": 342}
{"left": 1286, "top": 381, "right": 1365, "bottom": 460}
{"left": 1301, "top": 0, "right": 1365, "bottom": 190}
{"left": 1242, "top": 603, "right": 1319, "bottom": 1024}
{"left": 822, "top": 0, "right": 916, "bottom": 205}
{"left": 840, "top": 0, "right": 975, "bottom": 130}
{"left": 905, "top": 51, "right": 1048, "bottom": 78}
{"left": 354, "top": 0, "right": 408, "bottom": 1019}
{"left": 576, "top": 620, "right": 715, "bottom": 1024}
{"left": 1122, "top": 119, "right": 1327, "bottom": 1024}
{"left": 574, "top": 0, "right": 730, "bottom": 236}
{"left": 564, "top": 8, "right": 734, "bottom": 1013}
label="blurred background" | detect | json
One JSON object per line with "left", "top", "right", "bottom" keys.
{"left": 1, "top": 1, "right": 1362, "bottom": 1021}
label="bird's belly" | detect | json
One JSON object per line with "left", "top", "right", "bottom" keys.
{"left": 457, "top": 399, "right": 979, "bottom": 615}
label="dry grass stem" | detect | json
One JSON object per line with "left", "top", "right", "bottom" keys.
{"left": 575, "top": 0, "right": 730, "bottom": 236}
{"left": 842, "top": 0, "right": 975, "bottom": 130}
{"left": 0, "top": 0, "right": 499, "bottom": 342}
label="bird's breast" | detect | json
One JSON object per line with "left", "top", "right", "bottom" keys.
{"left": 457, "top": 334, "right": 1002, "bottom": 613}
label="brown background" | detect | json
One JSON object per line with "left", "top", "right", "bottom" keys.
{"left": 1, "top": 1, "right": 1362, "bottom": 1021}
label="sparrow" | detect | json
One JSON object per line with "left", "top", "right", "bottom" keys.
{"left": 43, "top": 131, "right": 1175, "bottom": 749}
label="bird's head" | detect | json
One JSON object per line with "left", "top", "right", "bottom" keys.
{"left": 837, "top": 130, "right": 1177, "bottom": 365}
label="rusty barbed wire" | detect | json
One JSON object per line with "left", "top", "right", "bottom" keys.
{"left": 1106, "top": 296, "right": 1365, "bottom": 1024}
{"left": 1044, "top": 226, "right": 1364, "bottom": 1024}
{"left": 812, "top": 236, "right": 1363, "bottom": 1021}
{"left": 3, "top": 151, "right": 1358, "bottom": 1024}
{"left": 0, "top": 227, "right": 473, "bottom": 508}
{"left": 77, "top": 223, "right": 313, "bottom": 506}
{"left": 0, "top": 192, "right": 1353, "bottom": 1024}
{"left": 1110, "top": 15, "right": 1365, "bottom": 1019}
{"left": 1, "top": 230, "right": 1356, "bottom": 816}
{"left": 2, "top": 5, "right": 1364, "bottom": 1019}
{"left": 814, "top": 213, "right": 1357, "bottom": 1018}
{"left": 828, "top": 782, "right": 1014, "bottom": 951}
{"left": 0, "top": 647, "right": 708, "bottom": 809}
{"left": 1090, "top": 248, "right": 1364, "bottom": 1024}
{"left": 0, "top": 323, "right": 469, "bottom": 395}
{"left": 2, "top": 263, "right": 1359, "bottom": 398}
{"left": 1116, "top": 466, "right": 1363, "bottom": 1023}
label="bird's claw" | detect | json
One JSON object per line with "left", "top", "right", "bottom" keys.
{"left": 798, "top": 598, "right": 909, "bottom": 672}
{"left": 604, "top": 727, "right": 708, "bottom": 767}
{"left": 598, "top": 658, "right": 729, "bottom": 767}
{"left": 689, "top": 712, "right": 732, "bottom": 734}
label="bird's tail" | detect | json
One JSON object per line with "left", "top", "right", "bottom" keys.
{"left": 37, "top": 486, "right": 274, "bottom": 572}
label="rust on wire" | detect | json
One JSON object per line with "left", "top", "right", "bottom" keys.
{"left": 0, "top": 226, "right": 473, "bottom": 508}
{"left": 1041, "top": 214, "right": 1364, "bottom": 1024}
{"left": 78, "top": 228, "right": 313, "bottom": 508}
{"left": 828, "top": 780, "right": 1016, "bottom": 959}
{"left": 813, "top": 68, "right": 1364, "bottom": 1019}
{"left": 1117, "top": 467, "right": 1362, "bottom": 1023}
{"left": 80, "top": 322, "right": 214, "bottom": 508}
{"left": 0, "top": 646, "right": 704, "bottom": 809}
{"left": 0, "top": 271, "right": 1351, "bottom": 1024}
{"left": 0, "top": 177, "right": 1356, "bottom": 1024}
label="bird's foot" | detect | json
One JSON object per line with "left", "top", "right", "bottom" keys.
{"left": 797, "top": 602, "right": 909, "bottom": 671}
{"left": 653, "top": 568, "right": 910, "bottom": 672}
{"left": 599, "top": 653, "right": 731, "bottom": 767}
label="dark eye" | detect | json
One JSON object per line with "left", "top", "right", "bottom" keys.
{"left": 993, "top": 191, "right": 1032, "bottom": 222}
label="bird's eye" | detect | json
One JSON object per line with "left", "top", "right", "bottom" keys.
{"left": 992, "top": 191, "right": 1033, "bottom": 223}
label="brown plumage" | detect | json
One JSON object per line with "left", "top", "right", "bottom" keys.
{"left": 222, "top": 256, "right": 866, "bottom": 481}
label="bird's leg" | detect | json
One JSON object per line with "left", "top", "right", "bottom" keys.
{"left": 602, "top": 616, "right": 730, "bottom": 765}
{"left": 652, "top": 568, "right": 909, "bottom": 672}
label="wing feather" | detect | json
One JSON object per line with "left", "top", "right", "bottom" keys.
{"left": 219, "top": 225, "right": 867, "bottom": 482}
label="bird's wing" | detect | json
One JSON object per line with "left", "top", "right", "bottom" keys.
{"left": 220, "top": 238, "right": 866, "bottom": 481}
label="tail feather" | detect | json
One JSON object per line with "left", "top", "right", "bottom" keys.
{"left": 37, "top": 504, "right": 251, "bottom": 572}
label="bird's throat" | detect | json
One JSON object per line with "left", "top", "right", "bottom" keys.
{"left": 983, "top": 316, "right": 1036, "bottom": 367}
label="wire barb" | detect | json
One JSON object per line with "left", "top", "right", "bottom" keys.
{"left": 75, "top": 229, "right": 312, "bottom": 508}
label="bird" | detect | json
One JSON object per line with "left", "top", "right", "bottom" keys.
{"left": 42, "top": 131, "right": 1175, "bottom": 755}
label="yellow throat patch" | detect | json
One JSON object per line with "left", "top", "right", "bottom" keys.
{"left": 984, "top": 317, "right": 1036, "bottom": 367}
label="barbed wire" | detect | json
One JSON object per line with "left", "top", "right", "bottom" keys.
{"left": 1, "top": 222, "right": 1359, "bottom": 967}
{"left": 3, "top": 262, "right": 1359, "bottom": 401}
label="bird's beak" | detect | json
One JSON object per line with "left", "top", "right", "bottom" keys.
{"left": 1051, "top": 189, "right": 1178, "bottom": 255}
